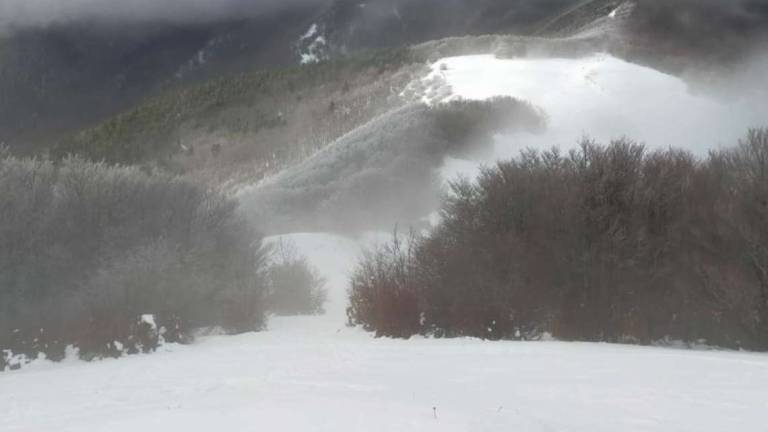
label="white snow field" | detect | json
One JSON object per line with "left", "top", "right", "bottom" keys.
{"left": 422, "top": 54, "right": 766, "bottom": 181}
{"left": 2, "top": 232, "right": 768, "bottom": 432}
{"left": 3, "top": 55, "right": 768, "bottom": 431}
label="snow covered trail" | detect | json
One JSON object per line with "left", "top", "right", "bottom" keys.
{"left": 263, "top": 233, "right": 379, "bottom": 323}
{"left": 423, "top": 54, "right": 766, "bottom": 181}
{"left": 3, "top": 232, "right": 768, "bottom": 432}
{"left": 2, "top": 319, "right": 768, "bottom": 431}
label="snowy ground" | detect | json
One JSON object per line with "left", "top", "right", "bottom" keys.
{"left": 3, "top": 55, "right": 768, "bottom": 431}
{"left": 422, "top": 54, "right": 766, "bottom": 181}
{"left": 2, "top": 232, "right": 768, "bottom": 432}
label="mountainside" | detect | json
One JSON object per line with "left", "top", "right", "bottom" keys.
{"left": 0, "top": 0, "right": 581, "bottom": 152}
{"left": 0, "top": 5, "right": 319, "bottom": 151}
{"left": 2, "top": 2, "right": 768, "bottom": 426}
{"left": 4, "top": 0, "right": 767, "bottom": 155}
{"left": 295, "top": 0, "right": 578, "bottom": 63}
{"left": 51, "top": 48, "right": 420, "bottom": 186}
{"left": 0, "top": 0, "right": 766, "bottom": 240}
{"left": 4, "top": 0, "right": 767, "bottom": 157}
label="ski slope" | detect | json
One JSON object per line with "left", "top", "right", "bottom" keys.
{"left": 2, "top": 232, "right": 768, "bottom": 432}
{"left": 421, "top": 54, "right": 765, "bottom": 181}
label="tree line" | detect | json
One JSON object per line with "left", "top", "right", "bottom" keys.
{"left": 349, "top": 129, "right": 768, "bottom": 350}
{"left": 0, "top": 154, "right": 272, "bottom": 369}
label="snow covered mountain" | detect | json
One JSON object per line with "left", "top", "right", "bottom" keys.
{"left": 0, "top": 0, "right": 580, "bottom": 151}
{"left": 294, "top": 0, "right": 578, "bottom": 63}
{"left": 232, "top": 50, "right": 766, "bottom": 235}
{"left": 2, "top": 1, "right": 768, "bottom": 430}
{"left": 0, "top": 5, "right": 318, "bottom": 150}
{"left": 13, "top": 0, "right": 761, "bottom": 234}
{"left": 9, "top": 0, "right": 766, "bottom": 152}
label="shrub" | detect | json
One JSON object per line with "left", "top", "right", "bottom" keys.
{"left": 267, "top": 241, "right": 327, "bottom": 316}
{"left": 0, "top": 155, "right": 268, "bottom": 365}
{"left": 348, "top": 233, "right": 421, "bottom": 338}
{"left": 429, "top": 97, "right": 546, "bottom": 157}
{"left": 348, "top": 129, "right": 768, "bottom": 350}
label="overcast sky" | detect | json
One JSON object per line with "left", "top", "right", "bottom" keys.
{"left": 0, "top": 0, "right": 325, "bottom": 30}
{"left": 1, "top": 0, "right": 766, "bottom": 33}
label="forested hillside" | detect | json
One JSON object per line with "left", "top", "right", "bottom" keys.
{"left": 0, "top": 154, "right": 268, "bottom": 368}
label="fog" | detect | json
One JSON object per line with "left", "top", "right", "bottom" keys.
{"left": 2, "top": 0, "right": 766, "bottom": 32}
{"left": 0, "top": 0, "right": 584, "bottom": 35}
{"left": 0, "top": 0, "right": 326, "bottom": 30}
{"left": 435, "top": 51, "right": 768, "bottom": 181}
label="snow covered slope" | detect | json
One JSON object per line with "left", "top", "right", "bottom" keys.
{"left": 2, "top": 231, "right": 768, "bottom": 432}
{"left": 422, "top": 53, "right": 765, "bottom": 182}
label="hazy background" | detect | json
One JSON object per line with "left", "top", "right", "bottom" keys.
{"left": 2, "top": 0, "right": 766, "bottom": 29}
{"left": 0, "top": 0, "right": 326, "bottom": 31}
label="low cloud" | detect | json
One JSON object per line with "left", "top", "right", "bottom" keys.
{"left": 0, "top": 0, "right": 325, "bottom": 30}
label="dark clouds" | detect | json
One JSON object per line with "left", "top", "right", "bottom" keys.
{"left": 0, "top": 0, "right": 326, "bottom": 30}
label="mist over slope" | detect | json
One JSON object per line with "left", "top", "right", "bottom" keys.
{"left": 1, "top": 0, "right": 767, "bottom": 345}
{"left": 0, "top": 0, "right": 580, "bottom": 151}
{"left": 235, "top": 50, "right": 766, "bottom": 237}
{"left": 1, "top": 6, "right": 768, "bottom": 431}
{"left": 0, "top": 0, "right": 321, "bottom": 29}
{"left": 7, "top": 0, "right": 761, "bottom": 237}
{"left": 0, "top": 5, "right": 320, "bottom": 151}
{"left": 428, "top": 54, "right": 766, "bottom": 156}
{"left": 8, "top": 0, "right": 767, "bottom": 153}
{"left": 238, "top": 98, "right": 544, "bottom": 234}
